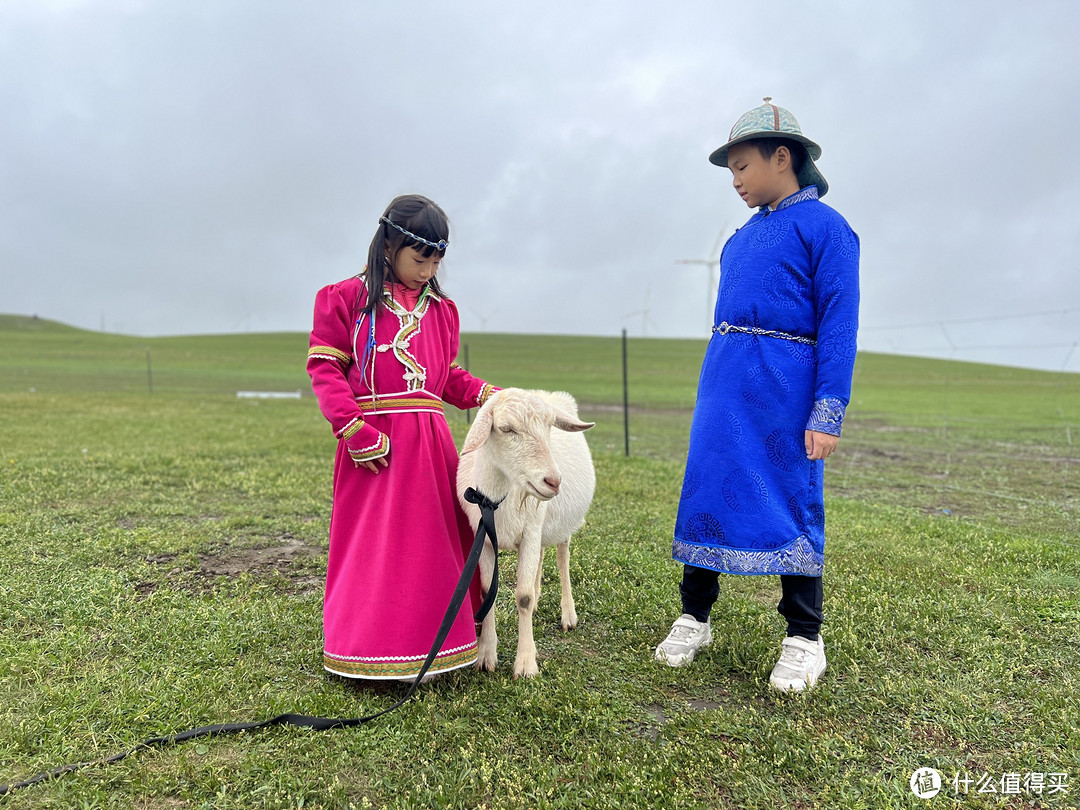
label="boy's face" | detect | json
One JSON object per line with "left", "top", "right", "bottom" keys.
{"left": 726, "top": 142, "right": 800, "bottom": 210}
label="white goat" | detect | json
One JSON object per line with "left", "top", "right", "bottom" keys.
{"left": 457, "top": 388, "right": 596, "bottom": 678}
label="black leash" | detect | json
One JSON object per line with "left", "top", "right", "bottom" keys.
{"left": 0, "top": 487, "right": 502, "bottom": 796}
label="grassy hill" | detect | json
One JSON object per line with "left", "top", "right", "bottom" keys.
{"left": 0, "top": 315, "right": 1077, "bottom": 807}
{"left": 3, "top": 313, "right": 1076, "bottom": 534}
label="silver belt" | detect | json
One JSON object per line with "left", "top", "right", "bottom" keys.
{"left": 712, "top": 321, "right": 817, "bottom": 346}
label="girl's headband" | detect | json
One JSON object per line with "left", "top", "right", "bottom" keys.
{"left": 380, "top": 216, "right": 449, "bottom": 251}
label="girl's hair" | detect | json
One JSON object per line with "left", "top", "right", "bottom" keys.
{"left": 356, "top": 194, "right": 450, "bottom": 316}
{"left": 748, "top": 137, "right": 806, "bottom": 178}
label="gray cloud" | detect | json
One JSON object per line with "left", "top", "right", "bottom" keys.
{"left": 2, "top": 0, "right": 1078, "bottom": 370}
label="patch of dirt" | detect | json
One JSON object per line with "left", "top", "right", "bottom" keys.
{"left": 864, "top": 446, "right": 905, "bottom": 461}
{"left": 677, "top": 685, "right": 740, "bottom": 712}
{"left": 138, "top": 536, "right": 324, "bottom": 596}
{"left": 134, "top": 800, "right": 190, "bottom": 810}
{"left": 910, "top": 722, "right": 972, "bottom": 754}
{"left": 635, "top": 703, "right": 670, "bottom": 742}
{"left": 198, "top": 536, "right": 319, "bottom": 578}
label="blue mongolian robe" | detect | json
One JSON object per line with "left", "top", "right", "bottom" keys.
{"left": 673, "top": 186, "right": 860, "bottom": 576}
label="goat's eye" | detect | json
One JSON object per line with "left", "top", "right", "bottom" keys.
{"left": 499, "top": 426, "right": 517, "bottom": 435}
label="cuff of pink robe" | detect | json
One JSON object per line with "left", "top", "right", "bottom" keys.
{"left": 344, "top": 421, "right": 390, "bottom": 462}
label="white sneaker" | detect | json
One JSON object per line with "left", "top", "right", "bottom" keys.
{"left": 769, "top": 635, "right": 826, "bottom": 692}
{"left": 654, "top": 614, "right": 712, "bottom": 667}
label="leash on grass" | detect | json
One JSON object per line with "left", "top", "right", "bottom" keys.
{"left": 0, "top": 487, "right": 502, "bottom": 797}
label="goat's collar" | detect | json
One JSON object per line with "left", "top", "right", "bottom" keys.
{"left": 463, "top": 487, "right": 504, "bottom": 512}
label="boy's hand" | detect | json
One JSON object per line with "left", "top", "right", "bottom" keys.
{"left": 805, "top": 430, "right": 839, "bottom": 461}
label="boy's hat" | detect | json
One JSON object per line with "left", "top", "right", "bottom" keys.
{"left": 709, "top": 98, "right": 828, "bottom": 197}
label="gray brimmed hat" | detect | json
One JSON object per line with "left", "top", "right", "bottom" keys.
{"left": 709, "top": 98, "right": 828, "bottom": 197}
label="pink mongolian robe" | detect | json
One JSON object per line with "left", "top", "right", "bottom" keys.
{"left": 307, "top": 277, "right": 497, "bottom": 679}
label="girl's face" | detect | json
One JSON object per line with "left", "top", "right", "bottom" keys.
{"left": 390, "top": 245, "right": 442, "bottom": 290}
{"left": 726, "top": 142, "right": 798, "bottom": 210}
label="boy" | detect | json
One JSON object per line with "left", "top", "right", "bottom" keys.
{"left": 655, "top": 99, "right": 860, "bottom": 692}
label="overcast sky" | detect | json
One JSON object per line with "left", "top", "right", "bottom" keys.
{"left": 2, "top": 0, "right": 1078, "bottom": 372}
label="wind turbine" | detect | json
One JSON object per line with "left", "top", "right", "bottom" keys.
{"left": 467, "top": 306, "right": 497, "bottom": 332}
{"left": 676, "top": 225, "right": 727, "bottom": 330}
{"left": 622, "top": 284, "right": 657, "bottom": 336}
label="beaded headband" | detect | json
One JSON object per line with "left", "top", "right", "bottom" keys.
{"left": 380, "top": 216, "right": 449, "bottom": 251}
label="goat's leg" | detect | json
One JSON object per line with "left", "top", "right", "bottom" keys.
{"left": 556, "top": 540, "right": 577, "bottom": 631}
{"left": 475, "top": 540, "right": 498, "bottom": 672}
{"left": 533, "top": 546, "right": 544, "bottom": 604}
{"left": 513, "top": 533, "right": 542, "bottom": 678}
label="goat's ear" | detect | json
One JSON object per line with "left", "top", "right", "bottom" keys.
{"left": 553, "top": 410, "right": 595, "bottom": 433}
{"left": 461, "top": 405, "right": 495, "bottom": 454}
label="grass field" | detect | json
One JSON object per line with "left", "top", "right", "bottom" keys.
{"left": 0, "top": 314, "right": 1077, "bottom": 808}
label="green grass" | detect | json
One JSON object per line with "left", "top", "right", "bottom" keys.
{"left": 0, "top": 315, "right": 1077, "bottom": 808}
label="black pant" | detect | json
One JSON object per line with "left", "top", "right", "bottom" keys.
{"left": 679, "top": 564, "right": 823, "bottom": 640}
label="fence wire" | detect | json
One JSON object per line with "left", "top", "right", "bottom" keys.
{"left": 2, "top": 321, "right": 1077, "bottom": 542}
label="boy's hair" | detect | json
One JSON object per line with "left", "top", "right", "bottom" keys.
{"left": 358, "top": 194, "right": 450, "bottom": 315}
{"left": 746, "top": 137, "right": 807, "bottom": 180}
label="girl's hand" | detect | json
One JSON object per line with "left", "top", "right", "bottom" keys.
{"left": 356, "top": 456, "right": 389, "bottom": 474}
{"left": 805, "top": 430, "right": 839, "bottom": 461}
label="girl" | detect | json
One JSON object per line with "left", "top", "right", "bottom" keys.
{"left": 307, "top": 194, "right": 499, "bottom": 680}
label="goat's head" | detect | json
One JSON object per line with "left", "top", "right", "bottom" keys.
{"left": 461, "top": 389, "right": 593, "bottom": 501}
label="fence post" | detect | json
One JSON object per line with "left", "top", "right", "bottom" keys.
{"left": 464, "top": 343, "right": 471, "bottom": 424}
{"left": 622, "top": 329, "right": 629, "bottom": 457}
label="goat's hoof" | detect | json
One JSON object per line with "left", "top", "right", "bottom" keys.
{"left": 513, "top": 659, "right": 540, "bottom": 679}
{"left": 476, "top": 655, "right": 498, "bottom": 672}
{"left": 562, "top": 609, "right": 578, "bottom": 631}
